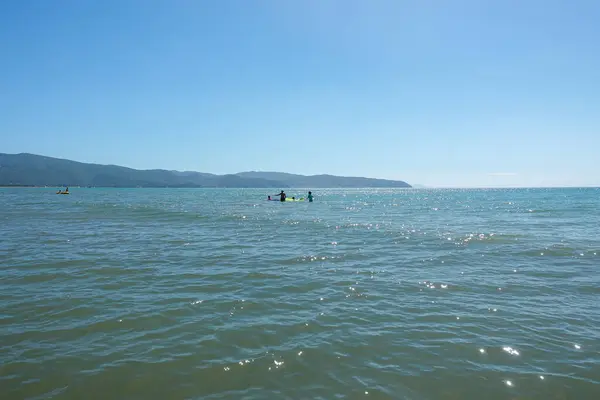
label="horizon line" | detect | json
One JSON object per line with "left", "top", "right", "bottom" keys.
{"left": 1, "top": 185, "right": 598, "bottom": 190}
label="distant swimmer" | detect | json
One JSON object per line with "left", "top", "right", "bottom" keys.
{"left": 307, "top": 191, "right": 313, "bottom": 202}
{"left": 272, "top": 190, "right": 286, "bottom": 202}
{"left": 268, "top": 195, "right": 272, "bottom": 201}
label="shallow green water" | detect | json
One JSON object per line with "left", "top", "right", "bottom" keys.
{"left": 1, "top": 187, "right": 599, "bottom": 399}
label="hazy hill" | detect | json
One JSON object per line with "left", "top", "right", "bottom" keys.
{"left": 0, "top": 153, "right": 280, "bottom": 188}
{"left": 0, "top": 153, "right": 412, "bottom": 188}
{"left": 236, "top": 171, "right": 411, "bottom": 188}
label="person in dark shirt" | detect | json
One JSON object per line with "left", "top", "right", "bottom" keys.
{"left": 274, "top": 190, "right": 286, "bottom": 202}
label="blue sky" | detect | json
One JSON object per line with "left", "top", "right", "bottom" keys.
{"left": 1, "top": 0, "right": 598, "bottom": 187}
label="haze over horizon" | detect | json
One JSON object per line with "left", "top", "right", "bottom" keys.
{"left": 1, "top": 1, "right": 599, "bottom": 188}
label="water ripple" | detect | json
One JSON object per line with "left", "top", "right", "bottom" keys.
{"left": 1, "top": 187, "right": 599, "bottom": 399}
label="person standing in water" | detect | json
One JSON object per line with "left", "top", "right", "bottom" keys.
{"left": 274, "top": 190, "right": 286, "bottom": 202}
{"left": 307, "top": 191, "right": 313, "bottom": 202}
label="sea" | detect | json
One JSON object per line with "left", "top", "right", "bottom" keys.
{"left": 1, "top": 187, "right": 599, "bottom": 400}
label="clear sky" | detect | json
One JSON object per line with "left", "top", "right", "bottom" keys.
{"left": 1, "top": 0, "right": 598, "bottom": 187}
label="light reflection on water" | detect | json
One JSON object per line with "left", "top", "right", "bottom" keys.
{"left": 0, "top": 187, "right": 599, "bottom": 399}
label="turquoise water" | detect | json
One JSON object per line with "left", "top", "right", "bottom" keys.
{"left": 1, "top": 187, "right": 599, "bottom": 399}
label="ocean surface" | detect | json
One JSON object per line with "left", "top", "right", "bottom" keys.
{"left": 1, "top": 187, "right": 599, "bottom": 400}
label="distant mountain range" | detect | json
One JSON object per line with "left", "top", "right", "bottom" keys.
{"left": 0, "top": 153, "right": 412, "bottom": 188}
